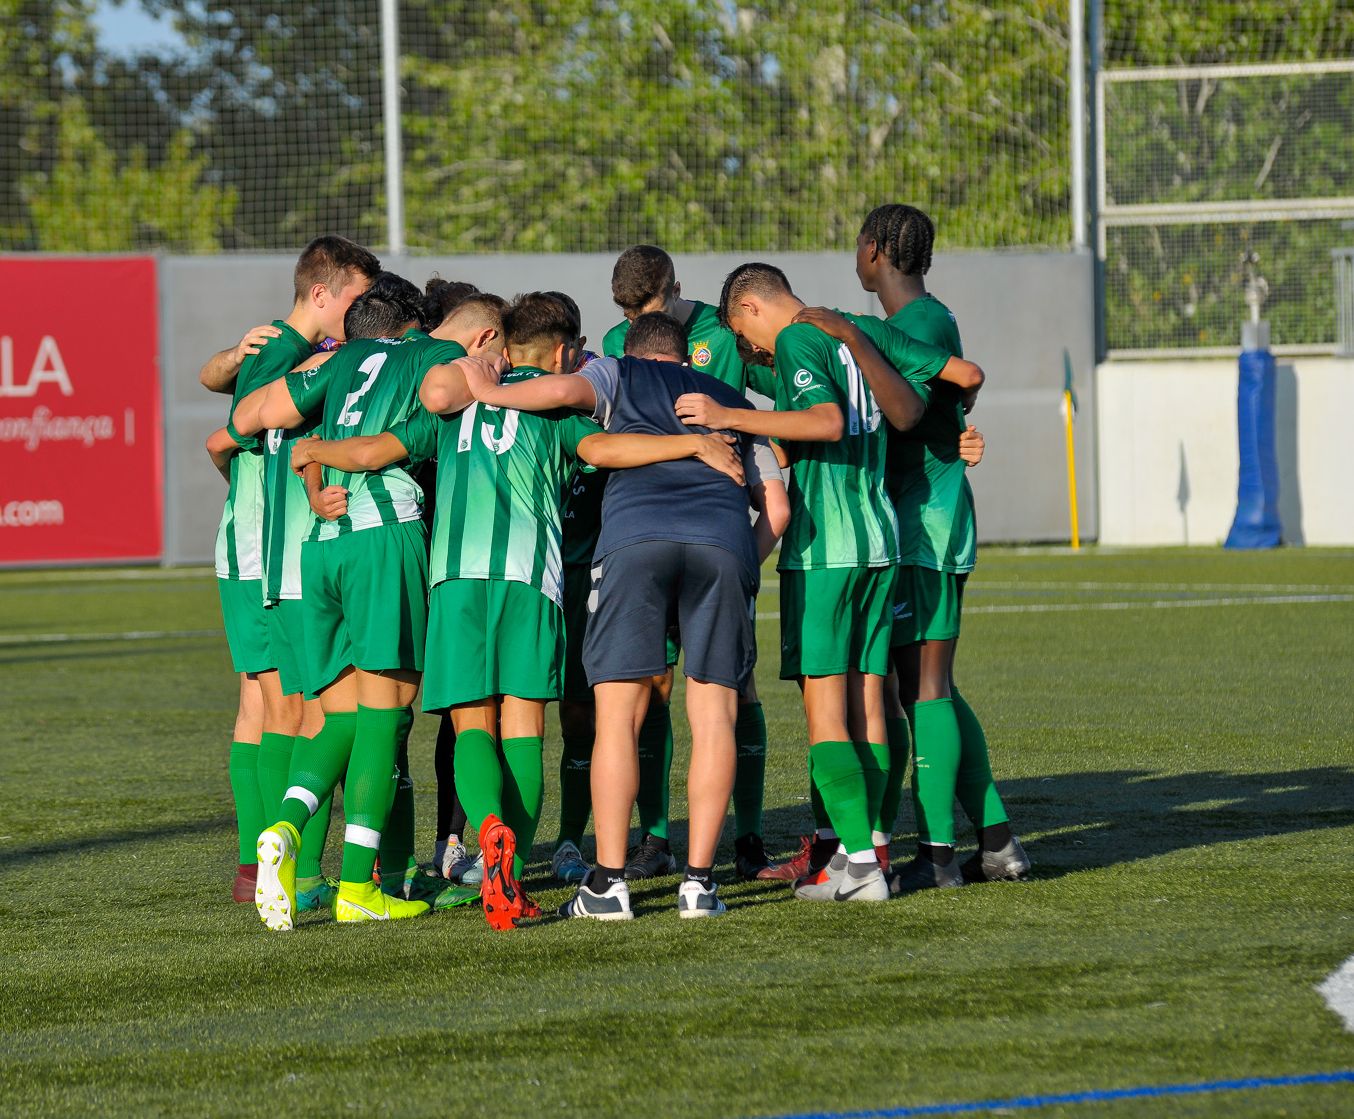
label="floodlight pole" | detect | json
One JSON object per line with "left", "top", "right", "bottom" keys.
{"left": 380, "top": 0, "right": 405, "bottom": 255}
{"left": 1069, "top": 0, "right": 1087, "bottom": 249}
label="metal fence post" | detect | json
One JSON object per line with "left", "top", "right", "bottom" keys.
{"left": 381, "top": 0, "right": 405, "bottom": 255}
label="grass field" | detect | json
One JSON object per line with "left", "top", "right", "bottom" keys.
{"left": 2, "top": 547, "right": 1352, "bottom": 1118}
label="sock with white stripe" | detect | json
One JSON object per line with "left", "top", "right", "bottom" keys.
{"left": 277, "top": 712, "right": 357, "bottom": 837}
{"left": 341, "top": 705, "right": 405, "bottom": 885}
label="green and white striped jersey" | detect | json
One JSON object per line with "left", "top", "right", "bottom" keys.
{"left": 390, "top": 366, "right": 602, "bottom": 607}
{"left": 261, "top": 413, "right": 320, "bottom": 604}
{"left": 214, "top": 320, "right": 313, "bottom": 580}
{"left": 884, "top": 295, "right": 976, "bottom": 574}
{"left": 285, "top": 332, "right": 467, "bottom": 541}
{"left": 771, "top": 319, "right": 948, "bottom": 571}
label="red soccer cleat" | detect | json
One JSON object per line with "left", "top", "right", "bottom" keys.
{"left": 479, "top": 815, "right": 523, "bottom": 931}
{"left": 232, "top": 863, "right": 257, "bottom": 903}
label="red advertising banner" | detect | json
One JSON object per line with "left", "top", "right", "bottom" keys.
{"left": 0, "top": 257, "right": 162, "bottom": 564}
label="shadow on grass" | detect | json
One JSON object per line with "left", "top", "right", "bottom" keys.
{"left": 0, "top": 814, "right": 234, "bottom": 871}
{"left": 515, "top": 765, "right": 1354, "bottom": 880}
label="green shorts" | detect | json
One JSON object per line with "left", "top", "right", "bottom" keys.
{"left": 217, "top": 577, "right": 273, "bottom": 675}
{"left": 561, "top": 563, "right": 593, "bottom": 704}
{"left": 423, "top": 577, "right": 563, "bottom": 711}
{"left": 265, "top": 599, "right": 312, "bottom": 699}
{"left": 892, "top": 567, "right": 967, "bottom": 646}
{"left": 779, "top": 566, "right": 895, "bottom": 679}
{"left": 300, "top": 521, "right": 429, "bottom": 695}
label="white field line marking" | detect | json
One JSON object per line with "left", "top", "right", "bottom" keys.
{"left": 0, "top": 628, "right": 223, "bottom": 646}
{"left": 0, "top": 567, "right": 214, "bottom": 584}
{"left": 754, "top": 593, "right": 1354, "bottom": 620}
{"left": 1318, "top": 955, "right": 1354, "bottom": 1032}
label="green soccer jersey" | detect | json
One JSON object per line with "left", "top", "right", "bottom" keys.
{"left": 603, "top": 300, "right": 777, "bottom": 398}
{"left": 885, "top": 295, "right": 976, "bottom": 573}
{"left": 214, "top": 320, "right": 313, "bottom": 581}
{"left": 261, "top": 411, "right": 320, "bottom": 605}
{"left": 391, "top": 366, "right": 603, "bottom": 607}
{"left": 285, "top": 332, "right": 467, "bottom": 541}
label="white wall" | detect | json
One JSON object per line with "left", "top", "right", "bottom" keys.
{"left": 1096, "top": 356, "right": 1354, "bottom": 546}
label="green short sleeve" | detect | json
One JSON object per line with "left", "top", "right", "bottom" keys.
{"left": 285, "top": 368, "right": 329, "bottom": 419}
{"left": 557, "top": 413, "right": 605, "bottom": 458}
{"left": 602, "top": 320, "right": 629, "bottom": 359}
{"left": 773, "top": 324, "right": 837, "bottom": 411}
{"left": 389, "top": 406, "right": 440, "bottom": 464}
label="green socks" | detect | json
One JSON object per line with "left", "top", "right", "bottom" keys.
{"left": 378, "top": 708, "right": 417, "bottom": 890}
{"left": 296, "top": 785, "right": 334, "bottom": 880}
{"left": 278, "top": 712, "right": 357, "bottom": 836}
{"left": 635, "top": 700, "right": 673, "bottom": 839}
{"left": 339, "top": 705, "right": 405, "bottom": 885}
{"left": 807, "top": 740, "right": 873, "bottom": 854}
{"left": 453, "top": 728, "right": 503, "bottom": 835}
{"left": 879, "top": 715, "right": 910, "bottom": 839}
{"left": 953, "top": 689, "right": 1009, "bottom": 831}
{"left": 855, "top": 740, "right": 888, "bottom": 839}
{"left": 911, "top": 698, "right": 963, "bottom": 845}
{"left": 732, "top": 702, "right": 767, "bottom": 838}
{"left": 501, "top": 737, "right": 544, "bottom": 877}
{"left": 556, "top": 726, "right": 593, "bottom": 847}
{"left": 228, "top": 741, "right": 264, "bottom": 864}
{"left": 255, "top": 732, "right": 295, "bottom": 822}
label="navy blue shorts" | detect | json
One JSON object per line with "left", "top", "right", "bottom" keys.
{"left": 582, "top": 540, "right": 756, "bottom": 692}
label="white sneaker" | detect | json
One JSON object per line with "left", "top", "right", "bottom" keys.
{"left": 559, "top": 878, "right": 634, "bottom": 921}
{"left": 460, "top": 851, "right": 484, "bottom": 886}
{"left": 793, "top": 851, "right": 889, "bottom": 902}
{"left": 677, "top": 879, "right": 726, "bottom": 919}
{"left": 551, "top": 840, "right": 591, "bottom": 883}
{"left": 439, "top": 836, "right": 473, "bottom": 881}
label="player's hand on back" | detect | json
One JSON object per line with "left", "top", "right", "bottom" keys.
{"left": 792, "top": 305, "right": 855, "bottom": 341}
{"left": 312, "top": 486, "right": 348, "bottom": 521}
{"left": 232, "top": 323, "right": 282, "bottom": 365}
{"left": 691, "top": 432, "right": 746, "bottom": 487}
{"left": 958, "top": 425, "right": 985, "bottom": 467}
{"left": 675, "top": 393, "right": 734, "bottom": 432}
{"left": 459, "top": 353, "right": 509, "bottom": 399}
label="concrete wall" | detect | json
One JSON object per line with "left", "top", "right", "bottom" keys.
{"left": 161, "top": 250, "right": 1097, "bottom": 563}
{"left": 1096, "top": 355, "right": 1354, "bottom": 546}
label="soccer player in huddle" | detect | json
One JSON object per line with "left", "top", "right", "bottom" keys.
{"left": 200, "top": 235, "right": 379, "bottom": 903}
{"left": 676, "top": 263, "right": 985, "bottom": 902}
{"left": 599, "top": 246, "right": 783, "bottom": 882}
{"left": 854, "top": 204, "right": 1028, "bottom": 889}
{"left": 231, "top": 276, "right": 474, "bottom": 928}
{"left": 461, "top": 309, "right": 787, "bottom": 919}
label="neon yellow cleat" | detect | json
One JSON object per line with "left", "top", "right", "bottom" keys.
{"left": 255, "top": 822, "right": 301, "bottom": 932}
{"left": 335, "top": 880, "right": 431, "bottom": 923}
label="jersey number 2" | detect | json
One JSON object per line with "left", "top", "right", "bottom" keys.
{"left": 337, "top": 352, "right": 387, "bottom": 428}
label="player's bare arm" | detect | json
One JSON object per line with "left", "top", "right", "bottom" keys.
{"left": 291, "top": 432, "right": 409, "bottom": 475}
{"left": 959, "top": 425, "right": 985, "bottom": 467}
{"left": 674, "top": 394, "right": 843, "bottom": 443}
{"left": 792, "top": 306, "right": 926, "bottom": 432}
{"left": 233, "top": 351, "right": 332, "bottom": 435}
{"left": 300, "top": 459, "right": 347, "bottom": 521}
{"left": 198, "top": 324, "right": 283, "bottom": 394}
{"left": 463, "top": 358, "right": 599, "bottom": 414}
{"left": 205, "top": 425, "right": 241, "bottom": 481}
{"left": 419, "top": 356, "right": 490, "bottom": 416}
{"left": 749, "top": 475, "right": 790, "bottom": 563}
{"left": 577, "top": 432, "right": 745, "bottom": 486}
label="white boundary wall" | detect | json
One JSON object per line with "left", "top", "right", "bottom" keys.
{"left": 1096, "top": 356, "right": 1354, "bottom": 546}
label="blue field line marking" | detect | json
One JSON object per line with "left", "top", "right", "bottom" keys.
{"left": 760, "top": 1070, "right": 1354, "bottom": 1119}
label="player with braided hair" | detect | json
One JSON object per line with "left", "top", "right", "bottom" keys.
{"left": 855, "top": 203, "right": 1029, "bottom": 891}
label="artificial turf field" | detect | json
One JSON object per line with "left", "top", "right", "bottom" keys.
{"left": 1, "top": 547, "right": 1352, "bottom": 1118}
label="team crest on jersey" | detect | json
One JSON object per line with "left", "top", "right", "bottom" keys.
{"left": 692, "top": 343, "right": 712, "bottom": 368}
{"left": 794, "top": 369, "right": 813, "bottom": 387}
